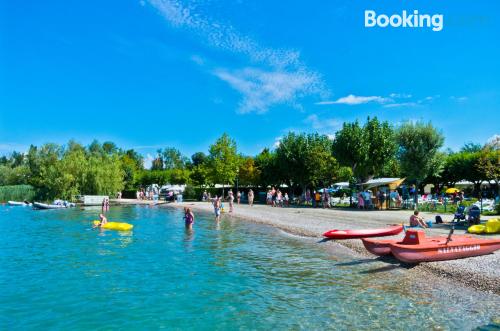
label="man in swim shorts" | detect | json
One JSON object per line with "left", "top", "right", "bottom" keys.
{"left": 213, "top": 196, "right": 221, "bottom": 222}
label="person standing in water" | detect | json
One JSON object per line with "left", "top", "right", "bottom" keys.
{"left": 101, "top": 197, "right": 110, "bottom": 212}
{"left": 184, "top": 207, "right": 194, "bottom": 229}
{"left": 213, "top": 196, "right": 221, "bottom": 222}
{"left": 248, "top": 189, "right": 254, "bottom": 206}
{"left": 228, "top": 190, "right": 234, "bottom": 212}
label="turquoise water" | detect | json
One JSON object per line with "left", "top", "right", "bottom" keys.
{"left": 1, "top": 205, "right": 498, "bottom": 330}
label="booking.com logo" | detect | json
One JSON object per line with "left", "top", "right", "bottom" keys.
{"left": 365, "top": 10, "right": 444, "bottom": 31}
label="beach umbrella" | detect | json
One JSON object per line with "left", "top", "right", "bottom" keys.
{"left": 445, "top": 188, "right": 459, "bottom": 194}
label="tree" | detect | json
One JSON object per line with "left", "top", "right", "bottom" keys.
{"left": 255, "top": 148, "right": 279, "bottom": 187}
{"left": 102, "top": 141, "right": 118, "bottom": 154}
{"left": 332, "top": 117, "right": 396, "bottom": 182}
{"left": 396, "top": 121, "right": 445, "bottom": 194}
{"left": 169, "top": 168, "right": 190, "bottom": 185}
{"left": 161, "top": 147, "right": 188, "bottom": 170}
{"left": 461, "top": 142, "right": 482, "bottom": 153}
{"left": 477, "top": 147, "right": 500, "bottom": 196}
{"left": 191, "top": 152, "right": 207, "bottom": 167}
{"left": 151, "top": 149, "right": 164, "bottom": 170}
{"left": 190, "top": 164, "right": 209, "bottom": 186}
{"left": 238, "top": 156, "right": 260, "bottom": 186}
{"left": 276, "top": 132, "right": 339, "bottom": 191}
{"left": 207, "top": 133, "right": 239, "bottom": 196}
{"left": 331, "top": 121, "right": 366, "bottom": 180}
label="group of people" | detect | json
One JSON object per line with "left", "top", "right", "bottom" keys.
{"left": 303, "top": 189, "right": 331, "bottom": 208}
{"left": 266, "top": 187, "right": 290, "bottom": 207}
{"left": 136, "top": 187, "right": 159, "bottom": 201}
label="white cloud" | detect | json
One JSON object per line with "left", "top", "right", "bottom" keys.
{"left": 305, "top": 114, "right": 342, "bottom": 131}
{"left": 383, "top": 102, "right": 418, "bottom": 108}
{"left": 214, "top": 67, "right": 322, "bottom": 113}
{"left": 315, "top": 94, "right": 392, "bottom": 106}
{"left": 147, "top": 0, "right": 325, "bottom": 113}
{"left": 148, "top": 0, "right": 301, "bottom": 69}
{"left": 143, "top": 153, "right": 155, "bottom": 169}
{"left": 273, "top": 137, "right": 282, "bottom": 148}
{"left": 390, "top": 93, "right": 412, "bottom": 99}
{"left": 486, "top": 134, "right": 500, "bottom": 149}
{"left": 450, "top": 96, "right": 468, "bottom": 103}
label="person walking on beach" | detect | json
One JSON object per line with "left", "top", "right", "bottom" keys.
{"left": 248, "top": 189, "right": 254, "bottom": 206}
{"left": 183, "top": 207, "right": 195, "bottom": 229}
{"left": 322, "top": 189, "right": 329, "bottom": 208}
{"left": 228, "top": 190, "right": 234, "bottom": 212}
{"left": 284, "top": 192, "right": 289, "bottom": 207}
{"left": 213, "top": 196, "right": 221, "bottom": 222}
{"left": 357, "top": 192, "right": 365, "bottom": 209}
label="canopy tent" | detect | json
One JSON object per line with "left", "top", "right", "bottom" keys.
{"left": 445, "top": 187, "right": 459, "bottom": 194}
{"left": 332, "top": 182, "right": 349, "bottom": 189}
{"left": 362, "top": 178, "right": 405, "bottom": 190}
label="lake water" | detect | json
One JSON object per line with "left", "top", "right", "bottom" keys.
{"left": 1, "top": 205, "right": 499, "bottom": 330}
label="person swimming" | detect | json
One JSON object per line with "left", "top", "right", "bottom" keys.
{"left": 93, "top": 213, "right": 108, "bottom": 228}
{"left": 184, "top": 207, "right": 194, "bottom": 229}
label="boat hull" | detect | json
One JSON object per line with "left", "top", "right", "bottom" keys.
{"left": 32, "top": 202, "right": 67, "bottom": 210}
{"left": 362, "top": 238, "right": 398, "bottom": 256}
{"left": 390, "top": 238, "right": 500, "bottom": 263}
{"left": 323, "top": 226, "right": 403, "bottom": 239}
{"left": 8, "top": 201, "right": 30, "bottom": 206}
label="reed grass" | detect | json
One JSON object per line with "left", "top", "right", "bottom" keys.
{"left": 0, "top": 185, "right": 36, "bottom": 202}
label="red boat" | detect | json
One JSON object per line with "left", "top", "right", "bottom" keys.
{"left": 322, "top": 225, "right": 403, "bottom": 239}
{"left": 362, "top": 238, "right": 401, "bottom": 256}
{"left": 362, "top": 233, "right": 475, "bottom": 257}
{"left": 389, "top": 230, "right": 500, "bottom": 263}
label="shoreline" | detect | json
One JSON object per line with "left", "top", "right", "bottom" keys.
{"left": 161, "top": 201, "right": 500, "bottom": 295}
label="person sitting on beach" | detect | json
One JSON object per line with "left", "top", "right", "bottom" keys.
{"left": 93, "top": 214, "right": 108, "bottom": 228}
{"left": 409, "top": 210, "right": 428, "bottom": 228}
{"left": 184, "top": 207, "right": 194, "bottom": 229}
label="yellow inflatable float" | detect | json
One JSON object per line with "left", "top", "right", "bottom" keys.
{"left": 468, "top": 219, "right": 500, "bottom": 234}
{"left": 93, "top": 220, "right": 133, "bottom": 231}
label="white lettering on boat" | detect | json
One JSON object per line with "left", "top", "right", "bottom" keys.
{"left": 437, "top": 245, "right": 481, "bottom": 254}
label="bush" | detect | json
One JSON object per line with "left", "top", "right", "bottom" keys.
{"left": 0, "top": 185, "right": 36, "bottom": 202}
{"left": 183, "top": 185, "right": 198, "bottom": 200}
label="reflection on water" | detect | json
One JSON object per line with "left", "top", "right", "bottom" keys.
{"left": 0, "top": 205, "right": 498, "bottom": 330}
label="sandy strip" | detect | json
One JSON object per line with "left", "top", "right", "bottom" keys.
{"left": 162, "top": 201, "right": 500, "bottom": 294}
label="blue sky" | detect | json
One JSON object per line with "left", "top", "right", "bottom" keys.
{"left": 1, "top": 0, "right": 499, "bottom": 166}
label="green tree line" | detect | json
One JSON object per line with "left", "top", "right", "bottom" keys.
{"left": 1, "top": 119, "right": 498, "bottom": 201}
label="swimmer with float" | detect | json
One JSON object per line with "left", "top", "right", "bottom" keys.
{"left": 93, "top": 213, "right": 108, "bottom": 228}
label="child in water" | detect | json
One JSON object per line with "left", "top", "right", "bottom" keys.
{"left": 93, "top": 214, "right": 108, "bottom": 228}
{"left": 183, "top": 207, "right": 195, "bottom": 229}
